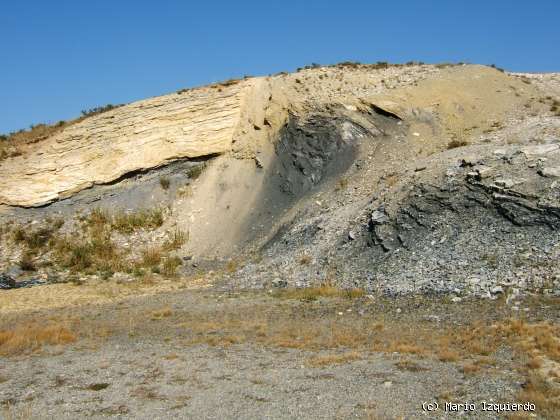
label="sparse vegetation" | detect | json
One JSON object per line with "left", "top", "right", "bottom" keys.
{"left": 551, "top": 99, "right": 560, "bottom": 116}
{"left": 335, "top": 178, "right": 348, "bottom": 191}
{"left": 19, "top": 252, "right": 36, "bottom": 271}
{"left": 447, "top": 139, "right": 468, "bottom": 149}
{"left": 111, "top": 208, "right": 164, "bottom": 234}
{"left": 299, "top": 254, "right": 312, "bottom": 265}
{"left": 186, "top": 164, "right": 205, "bottom": 179}
{"left": 140, "top": 247, "right": 163, "bottom": 268}
{"left": 306, "top": 351, "right": 361, "bottom": 367}
{"left": 0, "top": 104, "right": 125, "bottom": 162}
{"left": 5, "top": 207, "right": 192, "bottom": 280}
{"left": 489, "top": 63, "right": 505, "bottom": 73}
{"left": 80, "top": 104, "right": 122, "bottom": 117}
{"left": 163, "top": 229, "right": 188, "bottom": 251}
{"left": 273, "top": 285, "right": 364, "bottom": 301}
{"left": 162, "top": 256, "right": 182, "bottom": 277}
{"left": 225, "top": 260, "right": 239, "bottom": 273}
{"left": 159, "top": 176, "right": 170, "bottom": 190}
{"left": 0, "top": 321, "right": 76, "bottom": 356}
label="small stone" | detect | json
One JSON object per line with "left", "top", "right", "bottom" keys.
{"left": 348, "top": 231, "right": 356, "bottom": 241}
{"left": 491, "top": 286, "right": 504, "bottom": 294}
{"left": 383, "top": 381, "right": 393, "bottom": 388}
{"left": 493, "top": 149, "right": 507, "bottom": 157}
{"left": 494, "top": 178, "right": 515, "bottom": 188}
{"left": 272, "top": 278, "right": 287, "bottom": 288}
{"left": 476, "top": 166, "right": 494, "bottom": 179}
{"left": 0, "top": 273, "right": 16, "bottom": 289}
{"left": 451, "top": 296, "right": 462, "bottom": 303}
{"left": 370, "top": 209, "right": 389, "bottom": 225}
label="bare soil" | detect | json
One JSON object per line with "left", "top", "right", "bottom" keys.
{"left": 1, "top": 284, "right": 559, "bottom": 419}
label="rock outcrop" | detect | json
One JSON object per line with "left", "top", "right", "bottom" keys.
{"left": 0, "top": 79, "right": 252, "bottom": 207}
{"left": 1, "top": 64, "right": 530, "bottom": 208}
{"left": 2, "top": 63, "right": 560, "bottom": 297}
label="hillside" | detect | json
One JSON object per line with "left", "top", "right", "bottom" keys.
{"left": 1, "top": 63, "right": 560, "bottom": 419}
{"left": 1, "top": 63, "right": 560, "bottom": 293}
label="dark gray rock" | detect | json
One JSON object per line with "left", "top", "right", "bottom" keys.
{"left": 0, "top": 273, "right": 16, "bottom": 289}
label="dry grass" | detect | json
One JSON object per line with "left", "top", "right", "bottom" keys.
{"left": 395, "top": 360, "right": 428, "bottom": 372}
{"left": 384, "top": 342, "right": 427, "bottom": 355}
{"left": 83, "top": 207, "right": 165, "bottom": 233}
{"left": 0, "top": 122, "right": 69, "bottom": 161}
{"left": 299, "top": 254, "right": 312, "bottom": 265}
{"left": 163, "top": 229, "right": 188, "bottom": 251}
{"left": 159, "top": 176, "right": 170, "bottom": 190}
{"left": 516, "top": 373, "right": 560, "bottom": 418}
{"left": 306, "top": 351, "right": 361, "bottom": 367}
{"left": 335, "top": 178, "right": 348, "bottom": 191}
{"left": 53, "top": 228, "right": 124, "bottom": 274}
{"left": 461, "top": 362, "right": 481, "bottom": 375}
{"left": 171, "top": 305, "right": 559, "bottom": 417}
{"left": 151, "top": 307, "right": 173, "bottom": 320}
{"left": 0, "top": 322, "right": 76, "bottom": 356}
{"left": 162, "top": 256, "right": 182, "bottom": 277}
{"left": 447, "top": 139, "right": 469, "bottom": 149}
{"left": 186, "top": 164, "right": 205, "bottom": 179}
{"left": 0, "top": 105, "right": 122, "bottom": 162}
{"left": 15, "top": 208, "right": 171, "bottom": 277}
{"left": 225, "top": 260, "right": 239, "bottom": 273}
{"left": 111, "top": 208, "right": 164, "bottom": 233}
{"left": 438, "top": 349, "right": 460, "bottom": 362}
{"left": 141, "top": 247, "right": 162, "bottom": 268}
{"left": 1, "top": 403, "right": 32, "bottom": 420}
{"left": 273, "top": 285, "right": 365, "bottom": 301}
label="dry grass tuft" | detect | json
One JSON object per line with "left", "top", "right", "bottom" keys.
{"left": 162, "top": 256, "right": 182, "bottom": 277}
{"left": 151, "top": 307, "right": 173, "bottom": 320}
{"left": 299, "top": 254, "right": 312, "bottom": 265}
{"left": 141, "top": 247, "right": 162, "bottom": 268}
{"left": 111, "top": 208, "right": 164, "bottom": 233}
{"left": 163, "top": 229, "right": 188, "bottom": 251}
{"left": 395, "top": 360, "right": 428, "bottom": 372}
{"left": 1, "top": 403, "right": 32, "bottom": 420}
{"left": 159, "top": 176, "right": 170, "bottom": 190}
{"left": 447, "top": 139, "right": 469, "bottom": 149}
{"left": 438, "top": 349, "right": 460, "bottom": 362}
{"left": 517, "top": 373, "right": 560, "bottom": 418}
{"left": 0, "top": 322, "right": 76, "bottom": 356}
{"left": 273, "top": 285, "right": 364, "bottom": 301}
{"left": 461, "top": 363, "right": 481, "bottom": 375}
{"left": 384, "top": 342, "right": 427, "bottom": 355}
{"left": 306, "top": 351, "right": 361, "bottom": 367}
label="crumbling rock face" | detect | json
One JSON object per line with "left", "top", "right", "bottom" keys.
{"left": 2, "top": 64, "right": 559, "bottom": 297}
{"left": 274, "top": 108, "right": 383, "bottom": 197}
{"left": 360, "top": 145, "right": 560, "bottom": 296}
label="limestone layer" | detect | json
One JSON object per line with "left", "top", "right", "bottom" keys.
{"left": 0, "top": 80, "right": 250, "bottom": 207}
{"left": 0, "top": 64, "right": 541, "bottom": 207}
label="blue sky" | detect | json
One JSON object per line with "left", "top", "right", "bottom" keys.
{"left": 1, "top": 0, "right": 559, "bottom": 134}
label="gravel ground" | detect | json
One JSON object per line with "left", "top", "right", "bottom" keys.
{"left": 2, "top": 289, "right": 557, "bottom": 419}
